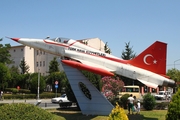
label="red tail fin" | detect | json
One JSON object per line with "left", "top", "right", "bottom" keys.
{"left": 128, "top": 41, "right": 167, "bottom": 75}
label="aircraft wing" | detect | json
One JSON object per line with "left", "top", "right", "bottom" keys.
{"left": 137, "top": 78, "right": 158, "bottom": 88}
{"left": 61, "top": 59, "right": 114, "bottom": 76}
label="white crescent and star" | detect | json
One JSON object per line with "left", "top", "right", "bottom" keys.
{"left": 143, "top": 54, "right": 157, "bottom": 65}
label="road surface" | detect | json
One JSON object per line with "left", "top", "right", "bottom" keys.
{"left": 0, "top": 99, "right": 62, "bottom": 109}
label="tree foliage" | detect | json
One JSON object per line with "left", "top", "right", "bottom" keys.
{"left": 0, "top": 63, "right": 11, "bottom": 90}
{"left": 101, "top": 76, "right": 124, "bottom": 99}
{"left": 46, "top": 71, "right": 67, "bottom": 93}
{"left": 19, "top": 57, "right": 30, "bottom": 74}
{"left": 8, "top": 65, "right": 21, "bottom": 88}
{"left": 29, "top": 73, "right": 46, "bottom": 94}
{"left": 120, "top": 41, "right": 137, "bottom": 85}
{"left": 120, "top": 94, "right": 130, "bottom": 109}
{"left": 166, "top": 88, "right": 180, "bottom": 120}
{"left": 49, "top": 57, "right": 59, "bottom": 74}
{"left": 0, "top": 38, "right": 12, "bottom": 64}
{"left": 167, "top": 68, "right": 180, "bottom": 82}
{"left": 81, "top": 70, "right": 102, "bottom": 91}
{"left": 121, "top": 41, "right": 136, "bottom": 60}
{"left": 143, "top": 93, "right": 156, "bottom": 110}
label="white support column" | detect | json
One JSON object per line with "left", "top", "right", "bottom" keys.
{"left": 62, "top": 63, "right": 113, "bottom": 115}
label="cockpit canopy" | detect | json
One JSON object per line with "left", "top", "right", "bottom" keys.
{"left": 49, "top": 37, "right": 70, "bottom": 43}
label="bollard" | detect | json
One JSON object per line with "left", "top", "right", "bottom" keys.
{"left": 45, "top": 103, "right": 47, "bottom": 107}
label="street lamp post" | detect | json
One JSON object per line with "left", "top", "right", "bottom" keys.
{"left": 37, "top": 69, "right": 40, "bottom": 100}
{"left": 174, "top": 59, "right": 180, "bottom": 69}
{"left": 35, "top": 51, "right": 41, "bottom": 106}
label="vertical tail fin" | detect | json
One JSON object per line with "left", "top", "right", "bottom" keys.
{"left": 128, "top": 41, "right": 167, "bottom": 75}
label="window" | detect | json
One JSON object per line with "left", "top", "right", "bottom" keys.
{"left": 43, "top": 61, "right": 45, "bottom": 66}
{"left": 40, "top": 61, "right": 42, "bottom": 67}
{"left": 36, "top": 62, "right": 38, "bottom": 67}
{"left": 43, "top": 51, "right": 45, "bottom": 55}
{"left": 21, "top": 48, "right": 23, "bottom": 51}
{"left": 40, "top": 50, "right": 42, "bottom": 55}
{"left": 37, "top": 50, "right": 39, "bottom": 55}
{"left": 14, "top": 49, "right": 16, "bottom": 52}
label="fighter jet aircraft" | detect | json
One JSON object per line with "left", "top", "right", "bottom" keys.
{"left": 9, "top": 37, "right": 175, "bottom": 88}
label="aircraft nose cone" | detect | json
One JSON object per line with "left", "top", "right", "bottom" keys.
{"left": 11, "top": 38, "right": 20, "bottom": 42}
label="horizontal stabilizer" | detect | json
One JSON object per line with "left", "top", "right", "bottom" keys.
{"left": 137, "top": 78, "right": 158, "bottom": 89}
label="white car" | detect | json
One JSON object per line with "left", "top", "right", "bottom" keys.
{"left": 154, "top": 91, "right": 172, "bottom": 100}
{"left": 51, "top": 94, "right": 70, "bottom": 103}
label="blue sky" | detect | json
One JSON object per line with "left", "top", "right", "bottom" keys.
{"left": 1, "top": 0, "right": 180, "bottom": 70}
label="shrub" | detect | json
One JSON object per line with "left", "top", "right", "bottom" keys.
{"left": 108, "top": 97, "right": 121, "bottom": 106}
{"left": 120, "top": 94, "right": 130, "bottom": 109}
{"left": 0, "top": 103, "right": 56, "bottom": 120}
{"left": 5, "top": 88, "right": 31, "bottom": 94}
{"left": 3, "top": 92, "right": 60, "bottom": 99}
{"left": 19, "top": 89, "right": 31, "bottom": 94}
{"left": 143, "top": 93, "right": 156, "bottom": 110}
{"left": 5, "top": 88, "right": 18, "bottom": 94}
{"left": 108, "top": 102, "right": 128, "bottom": 120}
{"left": 154, "top": 102, "right": 169, "bottom": 110}
{"left": 166, "top": 88, "right": 180, "bottom": 120}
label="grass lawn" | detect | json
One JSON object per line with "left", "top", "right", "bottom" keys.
{"left": 127, "top": 110, "right": 167, "bottom": 120}
{"left": 48, "top": 108, "right": 167, "bottom": 120}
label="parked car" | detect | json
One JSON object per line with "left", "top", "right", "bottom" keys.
{"left": 51, "top": 94, "right": 70, "bottom": 103}
{"left": 154, "top": 91, "right": 172, "bottom": 100}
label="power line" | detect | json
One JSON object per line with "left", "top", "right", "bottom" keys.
{"left": 167, "top": 64, "right": 180, "bottom": 66}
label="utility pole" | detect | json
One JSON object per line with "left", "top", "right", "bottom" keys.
{"left": 37, "top": 69, "right": 40, "bottom": 100}
{"left": 36, "top": 50, "right": 41, "bottom": 106}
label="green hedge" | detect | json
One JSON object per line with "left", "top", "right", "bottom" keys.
{"left": 154, "top": 102, "right": 169, "bottom": 110}
{"left": 5, "top": 88, "right": 31, "bottom": 94}
{"left": 3, "top": 92, "right": 61, "bottom": 99}
{"left": 0, "top": 103, "right": 56, "bottom": 120}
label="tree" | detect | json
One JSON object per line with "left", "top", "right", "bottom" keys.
{"left": 81, "top": 70, "right": 102, "bottom": 91}
{"left": 9, "top": 65, "right": 21, "bottom": 88}
{"left": 46, "top": 71, "right": 67, "bottom": 93}
{"left": 17, "top": 74, "right": 31, "bottom": 89}
{"left": 0, "top": 63, "right": 11, "bottom": 90}
{"left": 121, "top": 41, "right": 136, "bottom": 60}
{"left": 167, "top": 68, "right": 180, "bottom": 82}
{"left": 29, "top": 73, "right": 46, "bottom": 94}
{"left": 166, "top": 88, "right": 180, "bottom": 120}
{"left": 0, "top": 38, "right": 12, "bottom": 64}
{"left": 101, "top": 76, "right": 124, "bottom": 99}
{"left": 120, "top": 41, "right": 137, "bottom": 85}
{"left": 19, "top": 57, "right": 30, "bottom": 74}
{"left": 49, "top": 57, "right": 59, "bottom": 74}
{"left": 104, "top": 42, "right": 111, "bottom": 54}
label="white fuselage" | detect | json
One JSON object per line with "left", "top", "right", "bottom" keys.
{"left": 15, "top": 38, "right": 175, "bottom": 88}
